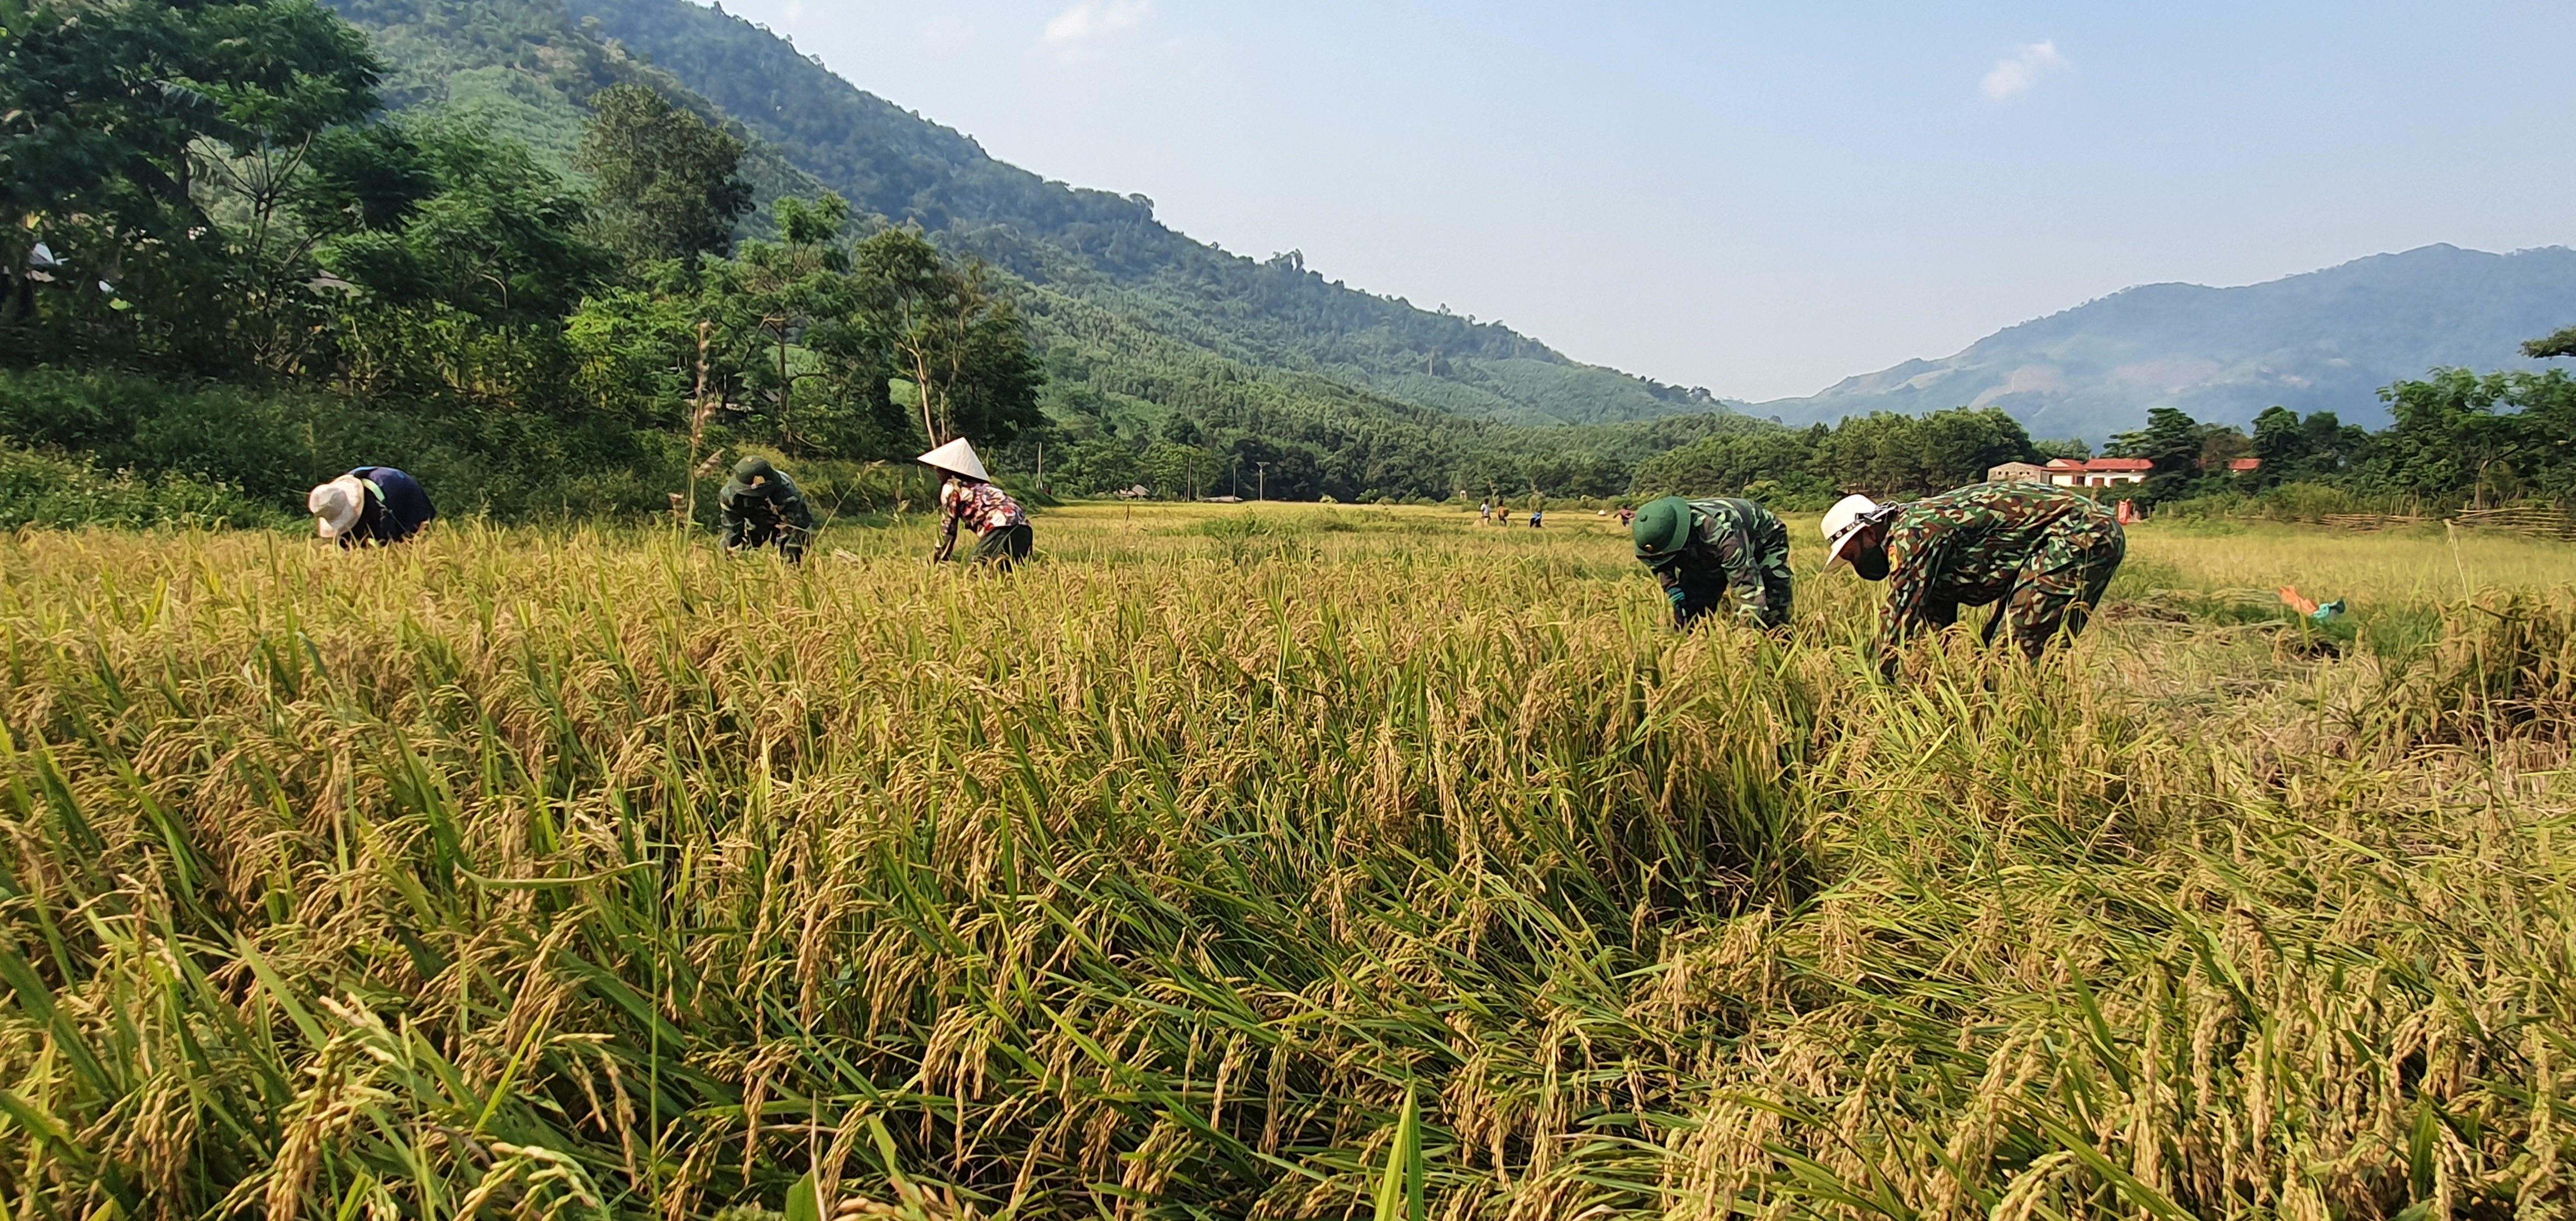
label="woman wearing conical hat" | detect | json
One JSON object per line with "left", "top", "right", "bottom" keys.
{"left": 921, "top": 438, "right": 1031, "bottom": 570}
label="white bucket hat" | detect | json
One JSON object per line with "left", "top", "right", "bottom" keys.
{"left": 916, "top": 438, "right": 989, "bottom": 481}
{"left": 307, "top": 475, "right": 367, "bottom": 539}
{"left": 1819, "top": 493, "right": 1883, "bottom": 569}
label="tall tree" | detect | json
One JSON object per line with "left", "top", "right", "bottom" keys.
{"left": 1, "top": 0, "right": 383, "bottom": 365}
{"left": 853, "top": 228, "right": 1042, "bottom": 449}
{"left": 2526, "top": 325, "right": 2576, "bottom": 360}
{"left": 708, "top": 193, "right": 858, "bottom": 454}
{"left": 2378, "top": 370, "right": 2530, "bottom": 508}
{"left": 576, "top": 84, "right": 751, "bottom": 268}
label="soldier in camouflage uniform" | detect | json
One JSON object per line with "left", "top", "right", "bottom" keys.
{"left": 719, "top": 456, "right": 816, "bottom": 565}
{"left": 1821, "top": 482, "right": 2125, "bottom": 671}
{"left": 1631, "top": 495, "right": 1793, "bottom": 630}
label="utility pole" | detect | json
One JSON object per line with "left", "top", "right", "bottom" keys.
{"left": 1256, "top": 461, "right": 1268, "bottom": 502}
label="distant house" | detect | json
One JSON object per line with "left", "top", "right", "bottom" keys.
{"left": 2047, "top": 457, "right": 2151, "bottom": 488}
{"left": 2228, "top": 457, "right": 2262, "bottom": 474}
{"left": 1988, "top": 461, "right": 2050, "bottom": 484}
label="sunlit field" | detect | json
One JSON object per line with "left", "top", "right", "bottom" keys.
{"left": 2, "top": 503, "right": 2572, "bottom": 1220}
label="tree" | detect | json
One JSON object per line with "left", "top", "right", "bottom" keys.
{"left": 314, "top": 119, "right": 614, "bottom": 406}
{"left": 2378, "top": 370, "right": 2529, "bottom": 508}
{"left": 707, "top": 194, "right": 865, "bottom": 455}
{"left": 852, "top": 228, "right": 1043, "bottom": 449}
{"left": 2525, "top": 325, "right": 2576, "bottom": 360}
{"left": 2104, "top": 406, "right": 2210, "bottom": 501}
{"left": 2031, "top": 437, "right": 2092, "bottom": 461}
{"left": 1, "top": 0, "right": 385, "bottom": 366}
{"left": 576, "top": 84, "right": 752, "bottom": 268}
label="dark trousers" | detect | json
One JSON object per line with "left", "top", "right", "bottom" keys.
{"left": 970, "top": 523, "right": 1033, "bottom": 570}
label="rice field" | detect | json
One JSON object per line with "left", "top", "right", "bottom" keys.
{"left": 1, "top": 503, "right": 2572, "bottom": 1220}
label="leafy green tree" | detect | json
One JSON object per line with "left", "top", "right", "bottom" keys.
{"left": 2031, "top": 437, "right": 2092, "bottom": 461}
{"left": 576, "top": 83, "right": 751, "bottom": 268}
{"left": 2249, "top": 406, "right": 2373, "bottom": 486}
{"left": 706, "top": 194, "right": 869, "bottom": 455}
{"left": 853, "top": 228, "right": 1043, "bottom": 449}
{"left": 2525, "top": 325, "right": 2576, "bottom": 360}
{"left": 2376, "top": 368, "right": 2568, "bottom": 508}
{"left": 2104, "top": 406, "right": 2212, "bottom": 501}
{"left": 566, "top": 272, "right": 699, "bottom": 424}
{"left": 314, "top": 119, "right": 613, "bottom": 406}
{"left": 322, "top": 120, "right": 607, "bottom": 325}
{"left": 2, "top": 0, "right": 383, "bottom": 366}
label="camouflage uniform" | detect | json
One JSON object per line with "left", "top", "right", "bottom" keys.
{"left": 1654, "top": 498, "right": 1793, "bottom": 630}
{"left": 720, "top": 464, "right": 816, "bottom": 564}
{"left": 1877, "top": 481, "right": 2125, "bottom": 665}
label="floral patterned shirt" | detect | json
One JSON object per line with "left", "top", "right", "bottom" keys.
{"left": 941, "top": 479, "right": 1026, "bottom": 533}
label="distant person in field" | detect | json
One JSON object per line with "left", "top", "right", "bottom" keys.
{"left": 1630, "top": 496, "right": 1792, "bottom": 630}
{"left": 923, "top": 438, "right": 1032, "bottom": 570}
{"left": 1528, "top": 507, "right": 1543, "bottom": 528}
{"left": 720, "top": 456, "right": 815, "bottom": 564}
{"left": 307, "top": 466, "right": 435, "bottom": 547}
{"left": 1822, "top": 481, "right": 2125, "bottom": 674}
{"left": 1479, "top": 499, "right": 1492, "bottom": 525}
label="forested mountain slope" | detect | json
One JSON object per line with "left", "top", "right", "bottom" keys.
{"left": 554, "top": 0, "right": 1720, "bottom": 428}
{"left": 1754, "top": 244, "right": 2576, "bottom": 439}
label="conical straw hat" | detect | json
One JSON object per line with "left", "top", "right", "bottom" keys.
{"left": 916, "top": 438, "right": 988, "bottom": 481}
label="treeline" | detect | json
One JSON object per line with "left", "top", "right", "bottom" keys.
{"left": 1013, "top": 288, "right": 1772, "bottom": 501}
{"left": 1627, "top": 357, "right": 2576, "bottom": 514}
{"left": 3, "top": 0, "right": 1038, "bottom": 519}
{"left": 1630, "top": 407, "right": 2085, "bottom": 507}
{"left": 2081, "top": 361, "right": 2575, "bottom": 510}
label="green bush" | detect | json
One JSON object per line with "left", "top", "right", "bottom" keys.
{"left": 0, "top": 444, "right": 284, "bottom": 531}
{"left": 2153, "top": 481, "right": 2424, "bottom": 523}
{"left": 0, "top": 366, "right": 686, "bottom": 523}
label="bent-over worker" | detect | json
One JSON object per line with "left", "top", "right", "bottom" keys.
{"left": 921, "top": 438, "right": 1031, "bottom": 570}
{"left": 307, "top": 466, "right": 435, "bottom": 547}
{"left": 1821, "top": 481, "right": 2125, "bottom": 674}
{"left": 720, "top": 456, "right": 815, "bottom": 564}
{"left": 1631, "top": 495, "right": 1792, "bottom": 630}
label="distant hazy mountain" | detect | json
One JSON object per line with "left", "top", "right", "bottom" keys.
{"left": 1753, "top": 245, "right": 2576, "bottom": 439}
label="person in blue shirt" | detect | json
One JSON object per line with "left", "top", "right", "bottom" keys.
{"left": 307, "top": 466, "right": 437, "bottom": 547}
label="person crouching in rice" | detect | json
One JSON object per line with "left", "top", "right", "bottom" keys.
{"left": 921, "top": 438, "right": 1032, "bottom": 570}
{"left": 1821, "top": 481, "right": 2125, "bottom": 677}
{"left": 307, "top": 466, "right": 436, "bottom": 547}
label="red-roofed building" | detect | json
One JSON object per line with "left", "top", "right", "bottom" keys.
{"left": 2048, "top": 457, "right": 2151, "bottom": 489}
{"left": 2229, "top": 457, "right": 2262, "bottom": 474}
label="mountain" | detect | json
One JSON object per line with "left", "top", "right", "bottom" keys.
{"left": 1752, "top": 245, "right": 2576, "bottom": 439}
{"left": 322, "top": 0, "right": 1728, "bottom": 432}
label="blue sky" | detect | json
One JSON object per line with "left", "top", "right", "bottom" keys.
{"left": 706, "top": 1, "right": 2575, "bottom": 401}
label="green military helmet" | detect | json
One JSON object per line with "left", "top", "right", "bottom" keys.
{"left": 1632, "top": 496, "right": 1696, "bottom": 566}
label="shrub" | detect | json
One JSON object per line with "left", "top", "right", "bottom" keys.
{"left": 0, "top": 444, "right": 283, "bottom": 531}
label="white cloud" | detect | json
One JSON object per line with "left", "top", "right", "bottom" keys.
{"left": 1044, "top": 0, "right": 1151, "bottom": 46}
{"left": 1980, "top": 40, "right": 2070, "bottom": 100}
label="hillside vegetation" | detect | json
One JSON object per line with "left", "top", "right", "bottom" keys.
{"left": 560, "top": 0, "right": 1721, "bottom": 428}
{"left": 3, "top": 0, "right": 1763, "bottom": 514}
